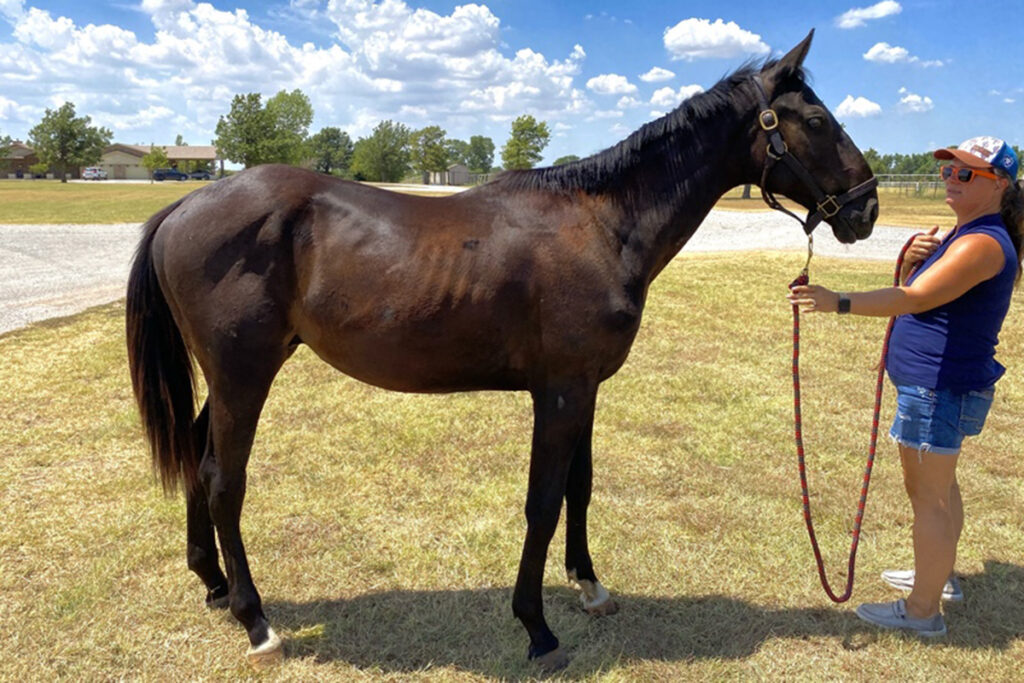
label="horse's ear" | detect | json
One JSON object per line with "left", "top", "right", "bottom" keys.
{"left": 763, "top": 29, "right": 814, "bottom": 90}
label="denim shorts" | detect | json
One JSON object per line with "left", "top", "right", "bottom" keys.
{"left": 889, "top": 382, "right": 995, "bottom": 455}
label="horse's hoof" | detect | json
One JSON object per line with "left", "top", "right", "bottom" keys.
{"left": 533, "top": 646, "right": 569, "bottom": 671}
{"left": 246, "top": 628, "right": 283, "bottom": 671}
{"left": 205, "top": 584, "right": 229, "bottom": 609}
{"left": 585, "top": 598, "right": 620, "bottom": 617}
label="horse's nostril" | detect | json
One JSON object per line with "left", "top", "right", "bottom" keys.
{"left": 869, "top": 199, "right": 879, "bottom": 224}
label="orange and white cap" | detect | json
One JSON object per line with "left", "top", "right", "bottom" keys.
{"left": 934, "top": 136, "right": 1019, "bottom": 179}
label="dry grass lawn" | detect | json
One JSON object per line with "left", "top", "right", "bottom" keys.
{"left": 0, "top": 179, "right": 951, "bottom": 230}
{"left": 2, "top": 251, "right": 1023, "bottom": 680}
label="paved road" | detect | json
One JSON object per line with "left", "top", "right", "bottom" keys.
{"left": 0, "top": 213, "right": 916, "bottom": 336}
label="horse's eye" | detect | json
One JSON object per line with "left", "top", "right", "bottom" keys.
{"left": 808, "top": 116, "right": 824, "bottom": 130}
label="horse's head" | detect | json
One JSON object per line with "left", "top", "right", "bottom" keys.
{"left": 749, "top": 30, "right": 878, "bottom": 244}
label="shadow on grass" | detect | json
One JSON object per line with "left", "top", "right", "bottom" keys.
{"left": 260, "top": 560, "right": 1024, "bottom": 678}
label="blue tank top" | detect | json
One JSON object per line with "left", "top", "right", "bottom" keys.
{"left": 886, "top": 214, "right": 1017, "bottom": 392}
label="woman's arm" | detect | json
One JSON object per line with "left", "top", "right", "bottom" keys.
{"left": 787, "top": 233, "right": 1005, "bottom": 317}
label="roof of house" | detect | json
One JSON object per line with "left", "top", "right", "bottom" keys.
{"left": 105, "top": 144, "right": 220, "bottom": 160}
{"left": 3, "top": 141, "right": 36, "bottom": 160}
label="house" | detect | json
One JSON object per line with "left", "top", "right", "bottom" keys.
{"left": 2, "top": 142, "right": 223, "bottom": 179}
{"left": 2, "top": 141, "right": 46, "bottom": 178}
{"left": 428, "top": 163, "right": 471, "bottom": 186}
{"left": 96, "top": 144, "right": 223, "bottom": 179}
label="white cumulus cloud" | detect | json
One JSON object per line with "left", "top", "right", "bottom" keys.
{"left": 663, "top": 18, "right": 769, "bottom": 61}
{"left": 864, "top": 41, "right": 943, "bottom": 67}
{"left": 650, "top": 84, "right": 704, "bottom": 109}
{"left": 836, "top": 1, "right": 901, "bottom": 29}
{"left": 898, "top": 89, "right": 933, "bottom": 113}
{"left": 586, "top": 73, "right": 637, "bottom": 95}
{"left": 836, "top": 94, "right": 882, "bottom": 118}
{"left": 639, "top": 66, "right": 674, "bottom": 82}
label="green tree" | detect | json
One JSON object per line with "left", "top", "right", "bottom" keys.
{"left": 500, "top": 115, "right": 550, "bottom": 170}
{"left": 264, "top": 89, "right": 313, "bottom": 165}
{"left": 466, "top": 135, "right": 495, "bottom": 173}
{"left": 350, "top": 120, "right": 411, "bottom": 182}
{"left": 214, "top": 90, "right": 313, "bottom": 168}
{"left": 409, "top": 125, "right": 450, "bottom": 180}
{"left": 309, "top": 126, "right": 354, "bottom": 176}
{"left": 445, "top": 138, "right": 470, "bottom": 166}
{"left": 142, "top": 145, "right": 170, "bottom": 183}
{"left": 214, "top": 93, "right": 270, "bottom": 168}
{"left": 28, "top": 102, "right": 112, "bottom": 183}
{"left": 552, "top": 154, "right": 580, "bottom": 166}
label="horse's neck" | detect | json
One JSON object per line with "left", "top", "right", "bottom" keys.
{"left": 616, "top": 107, "right": 750, "bottom": 280}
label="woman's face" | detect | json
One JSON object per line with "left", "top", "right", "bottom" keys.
{"left": 943, "top": 162, "right": 1007, "bottom": 222}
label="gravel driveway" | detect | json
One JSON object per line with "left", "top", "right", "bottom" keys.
{"left": 0, "top": 212, "right": 917, "bottom": 336}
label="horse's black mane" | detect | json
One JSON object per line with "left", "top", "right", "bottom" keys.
{"left": 496, "top": 58, "right": 803, "bottom": 196}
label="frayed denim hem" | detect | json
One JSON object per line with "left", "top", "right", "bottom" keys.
{"left": 888, "top": 430, "right": 960, "bottom": 461}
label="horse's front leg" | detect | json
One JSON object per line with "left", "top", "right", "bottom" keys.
{"left": 564, "top": 411, "right": 618, "bottom": 616}
{"left": 513, "top": 381, "right": 597, "bottom": 671}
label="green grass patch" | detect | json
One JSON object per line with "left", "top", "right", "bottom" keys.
{"left": 0, "top": 180, "right": 205, "bottom": 223}
{"left": 2, "top": 252, "right": 1023, "bottom": 680}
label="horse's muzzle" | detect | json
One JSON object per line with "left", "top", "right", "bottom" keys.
{"left": 830, "top": 196, "right": 878, "bottom": 244}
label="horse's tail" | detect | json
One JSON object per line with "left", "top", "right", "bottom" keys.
{"left": 126, "top": 199, "right": 200, "bottom": 493}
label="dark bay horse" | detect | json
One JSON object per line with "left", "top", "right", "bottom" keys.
{"left": 127, "top": 32, "right": 878, "bottom": 670}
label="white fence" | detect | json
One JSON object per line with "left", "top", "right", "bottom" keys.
{"left": 876, "top": 173, "right": 943, "bottom": 196}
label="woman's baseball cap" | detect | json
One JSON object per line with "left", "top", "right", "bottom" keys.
{"left": 934, "top": 136, "right": 1019, "bottom": 180}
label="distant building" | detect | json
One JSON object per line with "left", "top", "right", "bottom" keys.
{"left": 2, "top": 141, "right": 45, "bottom": 178}
{"left": 2, "top": 142, "right": 223, "bottom": 179}
{"left": 429, "top": 163, "right": 471, "bottom": 186}
{"left": 97, "top": 144, "right": 223, "bottom": 180}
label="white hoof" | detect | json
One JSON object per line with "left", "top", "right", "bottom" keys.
{"left": 246, "top": 627, "right": 283, "bottom": 670}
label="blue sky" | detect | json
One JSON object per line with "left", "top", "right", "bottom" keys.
{"left": 1, "top": 0, "right": 1021, "bottom": 165}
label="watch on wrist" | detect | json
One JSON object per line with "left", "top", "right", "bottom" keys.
{"left": 837, "top": 294, "right": 851, "bottom": 314}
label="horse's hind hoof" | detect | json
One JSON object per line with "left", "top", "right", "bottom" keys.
{"left": 585, "top": 598, "right": 619, "bottom": 617}
{"left": 532, "top": 646, "right": 569, "bottom": 672}
{"left": 246, "top": 628, "right": 283, "bottom": 671}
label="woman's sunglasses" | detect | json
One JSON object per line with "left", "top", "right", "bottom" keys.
{"left": 940, "top": 165, "right": 1000, "bottom": 183}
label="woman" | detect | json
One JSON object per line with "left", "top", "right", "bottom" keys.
{"left": 787, "top": 136, "right": 1023, "bottom": 636}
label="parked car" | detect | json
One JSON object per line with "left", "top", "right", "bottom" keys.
{"left": 188, "top": 169, "right": 212, "bottom": 180}
{"left": 153, "top": 168, "right": 188, "bottom": 181}
{"left": 82, "top": 166, "right": 108, "bottom": 180}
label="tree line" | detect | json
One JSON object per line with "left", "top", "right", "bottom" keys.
{"left": 6, "top": 96, "right": 1022, "bottom": 184}
{"left": 863, "top": 146, "right": 1024, "bottom": 177}
{"left": 0, "top": 91, "right": 553, "bottom": 184}
{"left": 212, "top": 89, "right": 553, "bottom": 182}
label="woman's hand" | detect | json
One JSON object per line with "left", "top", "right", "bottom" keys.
{"left": 905, "top": 225, "right": 941, "bottom": 265}
{"left": 787, "top": 284, "right": 839, "bottom": 313}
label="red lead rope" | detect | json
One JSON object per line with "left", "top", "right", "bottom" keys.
{"left": 789, "top": 234, "right": 919, "bottom": 603}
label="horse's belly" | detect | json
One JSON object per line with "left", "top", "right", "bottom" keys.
{"left": 303, "top": 327, "right": 530, "bottom": 393}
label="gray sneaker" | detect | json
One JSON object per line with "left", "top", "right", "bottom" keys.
{"left": 881, "top": 569, "right": 964, "bottom": 602}
{"left": 855, "top": 598, "right": 947, "bottom": 637}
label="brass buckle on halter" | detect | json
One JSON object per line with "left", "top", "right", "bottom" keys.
{"left": 759, "top": 109, "right": 779, "bottom": 131}
{"left": 817, "top": 196, "right": 841, "bottom": 218}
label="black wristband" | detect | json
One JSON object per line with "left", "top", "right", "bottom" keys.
{"left": 837, "top": 294, "right": 851, "bottom": 314}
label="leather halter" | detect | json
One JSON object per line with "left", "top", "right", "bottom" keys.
{"left": 752, "top": 75, "right": 878, "bottom": 235}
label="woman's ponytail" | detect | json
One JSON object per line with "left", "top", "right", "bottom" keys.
{"left": 1000, "top": 177, "right": 1024, "bottom": 284}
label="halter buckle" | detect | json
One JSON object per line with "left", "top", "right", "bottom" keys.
{"left": 759, "top": 109, "right": 779, "bottom": 131}
{"left": 817, "top": 196, "right": 842, "bottom": 218}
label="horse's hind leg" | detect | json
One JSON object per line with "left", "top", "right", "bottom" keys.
{"left": 201, "top": 354, "right": 286, "bottom": 669}
{"left": 185, "top": 401, "right": 229, "bottom": 609}
{"left": 564, "top": 412, "right": 618, "bottom": 616}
